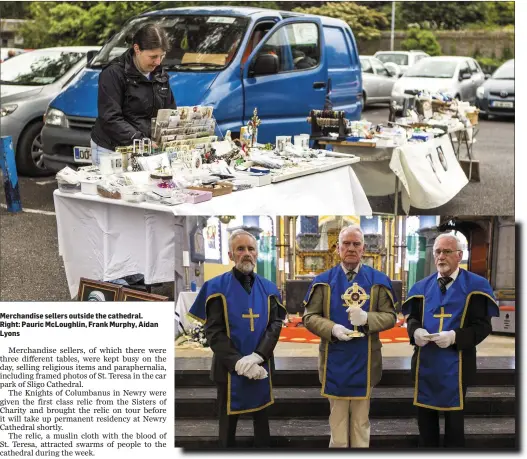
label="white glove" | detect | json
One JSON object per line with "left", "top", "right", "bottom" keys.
{"left": 235, "top": 352, "right": 264, "bottom": 376}
{"left": 245, "top": 364, "right": 268, "bottom": 380}
{"left": 413, "top": 328, "right": 431, "bottom": 347}
{"left": 346, "top": 307, "right": 368, "bottom": 326}
{"left": 331, "top": 324, "right": 353, "bottom": 341}
{"left": 431, "top": 330, "right": 456, "bottom": 348}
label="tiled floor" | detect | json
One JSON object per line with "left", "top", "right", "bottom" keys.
{"left": 175, "top": 334, "right": 515, "bottom": 358}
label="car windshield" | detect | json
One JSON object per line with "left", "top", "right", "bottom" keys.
{"left": 404, "top": 60, "right": 457, "bottom": 78}
{"left": 91, "top": 14, "right": 249, "bottom": 71}
{"left": 376, "top": 53, "right": 408, "bottom": 66}
{"left": 0, "top": 50, "right": 84, "bottom": 85}
{"left": 492, "top": 61, "right": 514, "bottom": 80}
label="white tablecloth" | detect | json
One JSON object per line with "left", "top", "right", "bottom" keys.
{"left": 390, "top": 135, "right": 468, "bottom": 212}
{"left": 175, "top": 291, "right": 199, "bottom": 338}
{"left": 172, "top": 166, "right": 372, "bottom": 215}
{"left": 54, "top": 190, "right": 176, "bottom": 298}
{"left": 333, "top": 135, "right": 468, "bottom": 213}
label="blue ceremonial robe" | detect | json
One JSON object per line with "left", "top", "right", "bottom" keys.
{"left": 189, "top": 271, "right": 282, "bottom": 414}
{"left": 402, "top": 269, "right": 499, "bottom": 410}
{"left": 303, "top": 264, "right": 396, "bottom": 399}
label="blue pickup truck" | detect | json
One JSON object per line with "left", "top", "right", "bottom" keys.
{"left": 41, "top": 6, "right": 362, "bottom": 171}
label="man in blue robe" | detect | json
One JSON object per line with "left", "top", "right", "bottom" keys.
{"left": 188, "top": 229, "right": 286, "bottom": 448}
{"left": 403, "top": 232, "right": 499, "bottom": 447}
{"left": 302, "top": 224, "right": 398, "bottom": 448}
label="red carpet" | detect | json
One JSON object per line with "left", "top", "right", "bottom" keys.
{"left": 280, "top": 316, "right": 410, "bottom": 344}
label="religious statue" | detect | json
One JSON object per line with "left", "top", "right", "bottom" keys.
{"left": 247, "top": 107, "right": 261, "bottom": 148}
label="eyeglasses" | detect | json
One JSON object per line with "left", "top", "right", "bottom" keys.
{"left": 434, "top": 249, "right": 462, "bottom": 257}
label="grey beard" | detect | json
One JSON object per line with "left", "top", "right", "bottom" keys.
{"left": 237, "top": 261, "right": 254, "bottom": 274}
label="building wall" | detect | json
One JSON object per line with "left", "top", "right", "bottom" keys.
{"left": 357, "top": 29, "right": 514, "bottom": 59}
{"left": 0, "top": 19, "right": 27, "bottom": 47}
{"left": 204, "top": 262, "right": 233, "bottom": 281}
{"left": 492, "top": 217, "right": 515, "bottom": 291}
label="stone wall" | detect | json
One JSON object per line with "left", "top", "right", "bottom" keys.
{"left": 357, "top": 29, "right": 514, "bottom": 59}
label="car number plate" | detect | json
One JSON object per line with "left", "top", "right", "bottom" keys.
{"left": 491, "top": 101, "right": 514, "bottom": 108}
{"left": 74, "top": 146, "right": 92, "bottom": 163}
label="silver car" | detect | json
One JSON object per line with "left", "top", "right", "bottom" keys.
{"left": 374, "top": 50, "right": 429, "bottom": 76}
{"left": 390, "top": 56, "right": 486, "bottom": 105}
{"left": 0, "top": 46, "right": 99, "bottom": 176}
{"left": 360, "top": 56, "right": 398, "bottom": 105}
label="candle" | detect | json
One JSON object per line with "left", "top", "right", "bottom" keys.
{"left": 182, "top": 251, "right": 190, "bottom": 267}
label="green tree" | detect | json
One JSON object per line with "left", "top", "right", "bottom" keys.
{"left": 0, "top": 2, "right": 31, "bottom": 19}
{"left": 19, "top": 2, "right": 152, "bottom": 47}
{"left": 397, "top": 1, "right": 514, "bottom": 30}
{"left": 401, "top": 27, "right": 441, "bottom": 56}
{"left": 486, "top": 1, "right": 515, "bottom": 26}
{"left": 292, "top": 2, "right": 388, "bottom": 39}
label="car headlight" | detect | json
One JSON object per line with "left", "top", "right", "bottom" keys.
{"left": 476, "top": 86, "right": 485, "bottom": 98}
{"left": 44, "top": 108, "right": 69, "bottom": 128}
{"left": 0, "top": 104, "right": 18, "bottom": 117}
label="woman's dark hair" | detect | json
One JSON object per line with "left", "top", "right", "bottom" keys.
{"left": 132, "top": 24, "right": 170, "bottom": 51}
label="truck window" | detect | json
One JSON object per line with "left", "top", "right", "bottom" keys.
{"left": 324, "top": 27, "right": 351, "bottom": 68}
{"left": 91, "top": 15, "right": 249, "bottom": 70}
{"left": 242, "top": 21, "right": 275, "bottom": 64}
{"left": 257, "top": 22, "right": 320, "bottom": 72}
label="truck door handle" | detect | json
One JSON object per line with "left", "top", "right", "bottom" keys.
{"left": 313, "top": 81, "right": 326, "bottom": 89}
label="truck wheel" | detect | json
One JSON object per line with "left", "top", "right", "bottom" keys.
{"left": 16, "top": 121, "right": 53, "bottom": 177}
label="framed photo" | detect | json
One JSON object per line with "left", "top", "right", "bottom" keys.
{"left": 205, "top": 217, "right": 222, "bottom": 263}
{"left": 189, "top": 226, "right": 206, "bottom": 263}
{"left": 77, "top": 278, "right": 121, "bottom": 302}
{"left": 297, "top": 251, "right": 330, "bottom": 275}
{"left": 119, "top": 288, "right": 169, "bottom": 302}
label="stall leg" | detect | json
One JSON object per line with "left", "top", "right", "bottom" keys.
{"left": 0, "top": 136, "right": 22, "bottom": 213}
{"left": 449, "top": 133, "right": 458, "bottom": 161}
{"left": 394, "top": 177, "right": 399, "bottom": 215}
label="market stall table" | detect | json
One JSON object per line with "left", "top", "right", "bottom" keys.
{"left": 318, "top": 134, "right": 468, "bottom": 214}
{"left": 448, "top": 125, "right": 480, "bottom": 181}
{"left": 54, "top": 190, "right": 176, "bottom": 298}
{"left": 175, "top": 291, "right": 199, "bottom": 338}
{"left": 172, "top": 161, "right": 371, "bottom": 215}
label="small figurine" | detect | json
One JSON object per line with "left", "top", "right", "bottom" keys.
{"left": 247, "top": 107, "right": 261, "bottom": 148}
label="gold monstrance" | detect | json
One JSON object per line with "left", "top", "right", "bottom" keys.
{"left": 341, "top": 283, "right": 370, "bottom": 338}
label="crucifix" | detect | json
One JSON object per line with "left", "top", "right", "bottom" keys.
{"left": 433, "top": 307, "right": 453, "bottom": 332}
{"left": 242, "top": 308, "right": 260, "bottom": 332}
{"left": 341, "top": 283, "right": 370, "bottom": 338}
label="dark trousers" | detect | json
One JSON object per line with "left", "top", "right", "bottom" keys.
{"left": 216, "top": 382, "right": 270, "bottom": 448}
{"left": 417, "top": 386, "right": 468, "bottom": 448}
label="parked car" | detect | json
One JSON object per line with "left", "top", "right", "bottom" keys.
{"left": 374, "top": 50, "right": 429, "bottom": 76}
{"left": 41, "top": 6, "right": 363, "bottom": 171}
{"left": 390, "top": 56, "right": 486, "bottom": 105}
{"left": 476, "top": 59, "right": 514, "bottom": 119}
{"left": 360, "top": 55, "right": 398, "bottom": 105}
{"left": 0, "top": 46, "right": 100, "bottom": 176}
{"left": 0, "top": 48, "right": 25, "bottom": 63}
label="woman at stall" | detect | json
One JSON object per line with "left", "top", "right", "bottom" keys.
{"left": 91, "top": 23, "right": 176, "bottom": 165}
